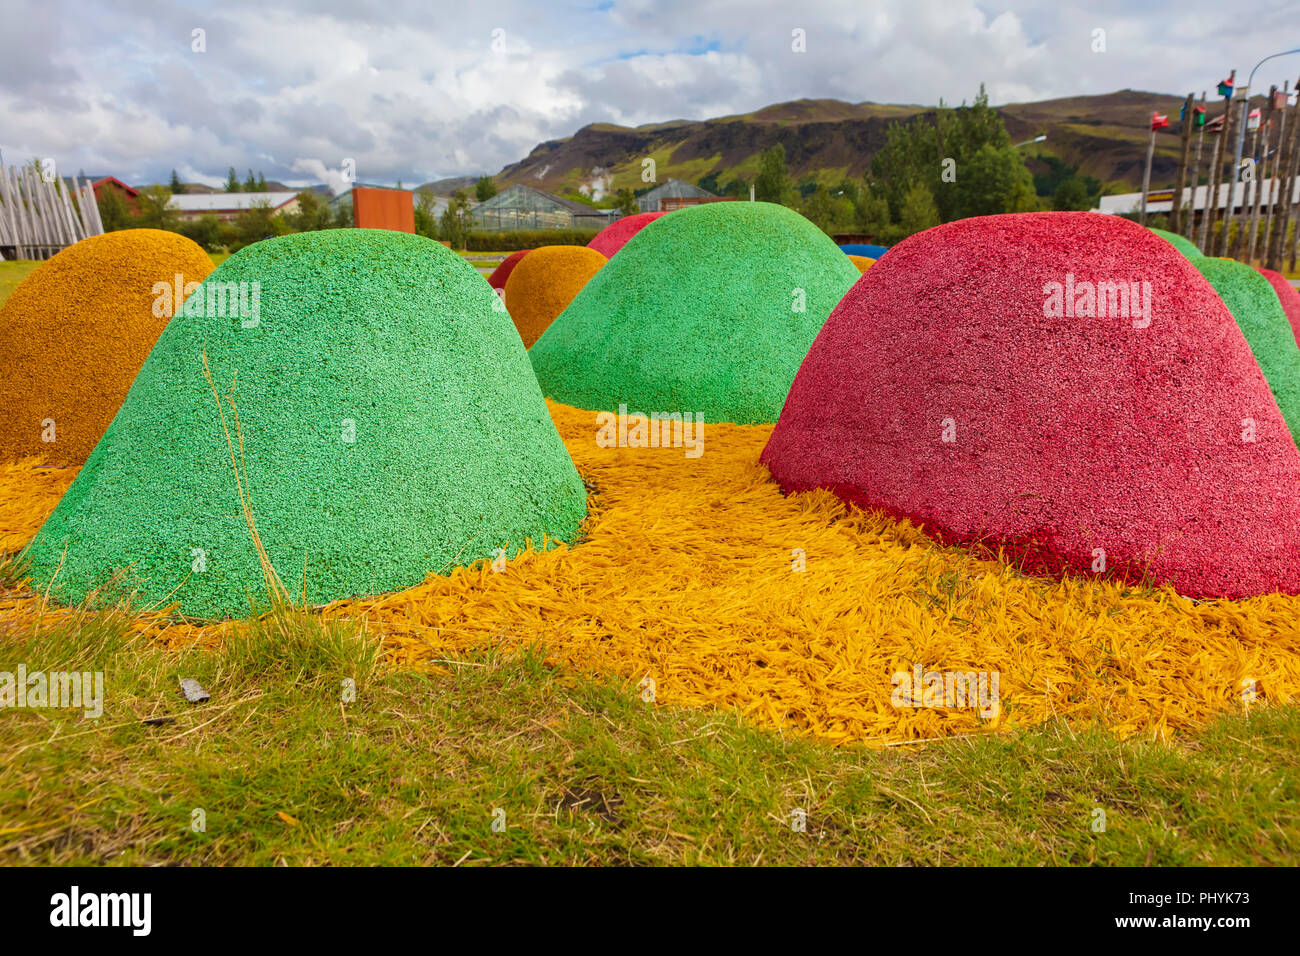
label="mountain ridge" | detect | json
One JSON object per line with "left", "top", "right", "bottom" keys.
{"left": 422, "top": 90, "right": 1227, "bottom": 199}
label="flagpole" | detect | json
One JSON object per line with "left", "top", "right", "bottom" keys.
{"left": 1246, "top": 86, "right": 1278, "bottom": 263}
{"left": 1185, "top": 92, "right": 1207, "bottom": 240}
{"left": 1234, "top": 106, "right": 1263, "bottom": 259}
{"left": 1140, "top": 119, "right": 1157, "bottom": 226}
{"left": 1256, "top": 82, "right": 1290, "bottom": 262}
{"left": 1224, "top": 92, "right": 1251, "bottom": 255}
{"left": 1200, "top": 74, "right": 1234, "bottom": 254}
{"left": 1227, "top": 49, "right": 1300, "bottom": 257}
{"left": 1265, "top": 79, "right": 1300, "bottom": 269}
{"left": 1172, "top": 93, "right": 1195, "bottom": 235}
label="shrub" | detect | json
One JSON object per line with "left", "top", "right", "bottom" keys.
{"left": 465, "top": 229, "right": 599, "bottom": 251}
{"left": 177, "top": 214, "right": 224, "bottom": 252}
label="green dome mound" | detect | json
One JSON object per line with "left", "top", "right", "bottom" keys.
{"left": 1194, "top": 256, "right": 1300, "bottom": 445}
{"left": 1149, "top": 227, "right": 1203, "bottom": 260}
{"left": 528, "top": 201, "right": 861, "bottom": 424}
{"left": 24, "top": 229, "right": 587, "bottom": 619}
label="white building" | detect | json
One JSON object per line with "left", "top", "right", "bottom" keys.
{"left": 1095, "top": 178, "right": 1300, "bottom": 217}
{"left": 168, "top": 191, "right": 301, "bottom": 222}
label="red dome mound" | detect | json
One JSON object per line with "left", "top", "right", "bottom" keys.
{"left": 587, "top": 212, "right": 667, "bottom": 258}
{"left": 1258, "top": 267, "right": 1300, "bottom": 346}
{"left": 487, "top": 249, "right": 531, "bottom": 290}
{"left": 762, "top": 212, "right": 1300, "bottom": 599}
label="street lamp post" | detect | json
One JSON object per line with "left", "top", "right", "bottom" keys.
{"left": 1225, "top": 49, "right": 1300, "bottom": 258}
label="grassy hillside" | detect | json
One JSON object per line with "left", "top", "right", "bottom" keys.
{"left": 474, "top": 90, "right": 1224, "bottom": 199}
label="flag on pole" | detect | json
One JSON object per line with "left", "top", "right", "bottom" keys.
{"left": 1151, "top": 113, "right": 1169, "bottom": 130}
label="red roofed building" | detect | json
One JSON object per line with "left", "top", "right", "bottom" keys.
{"left": 63, "top": 176, "right": 140, "bottom": 214}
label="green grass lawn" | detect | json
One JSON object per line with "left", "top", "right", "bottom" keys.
{"left": 1, "top": 599, "right": 1296, "bottom": 865}
{"left": 0, "top": 260, "right": 39, "bottom": 304}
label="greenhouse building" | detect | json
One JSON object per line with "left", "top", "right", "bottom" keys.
{"left": 471, "top": 184, "right": 617, "bottom": 230}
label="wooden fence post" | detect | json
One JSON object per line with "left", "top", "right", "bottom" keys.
{"left": 1172, "top": 93, "right": 1196, "bottom": 235}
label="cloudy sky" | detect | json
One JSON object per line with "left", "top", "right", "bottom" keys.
{"left": 3, "top": 0, "right": 1297, "bottom": 190}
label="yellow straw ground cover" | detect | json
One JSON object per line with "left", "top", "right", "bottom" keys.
{"left": 0, "top": 459, "right": 77, "bottom": 554}
{"left": 4, "top": 401, "right": 1300, "bottom": 746}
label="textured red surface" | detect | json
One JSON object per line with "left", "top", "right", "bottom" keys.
{"left": 762, "top": 212, "right": 1300, "bottom": 598}
{"left": 488, "top": 249, "right": 531, "bottom": 289}
{"left": 587, "top": 212, "right": 667, "bottom": 258}
{"left": 1258, "top": 267, "right": 1300, "bottom": 346}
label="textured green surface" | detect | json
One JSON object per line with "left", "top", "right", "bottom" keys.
{"left": 25, "top": 229, "right": 587, "bottom": 619}
{"left": 1149, "top": 227, "right": 1203, "bottom": 260}
{"left": 1195, "top": 257, "right": 1300, "bottom": 445}
{"left": 528, "top": 201, "right": 861, "bottom": 424}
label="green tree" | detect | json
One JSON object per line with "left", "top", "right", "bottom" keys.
{"left": 958, "top": 143, "right": 1039, "bottom": 217}
{"left": 801, "top": 188, "right": 832, "bottom": 232}
{"left": 697, "top": 171, "right": 722, "bottom": 195}
{"left": 832, "top": 180, "right": 860, "bottom": 204}
{"left": 754, "top": 144, "right": 794, "bottom": 205}
{"left": 231, "top": 200, "right": 290, "bottom": 250}
{"left": 1052, "top": 176, "right": 1091, "bottom": 212}
{"left": 614, "top": 188, "right": 638, "bottom": 216}
{"left": 133, "top": 185, "right": 179, "bottom": 229}
{"left": 413, "top": 189, "right": 439, "bottom": 238}
{"left": 169, "top": 170, "right": 184, "bottom": 195}
{"left": 475, "top": 176, "right": 498, "bottom": 202}
{"left": 286, "top": 191, "right": 336, "bottom": 232}
{"left": 898, "top": 182, "right": 940, "bottom": 237}
{"left": 439, "top": 189, "right": 474, "bottom": 249}
{"left": 871, "top": 115, "right": 941, "bottom": 220}
{"left": 97, "top": 187, "right": 132, "bottom": 231}
{"left": 226, "top": 168, "right": 240, "bottom": 192}
{"left": 871, "top": 84, "right": 1037, "bottom": 223}
{"left": 256, "top": 172, "right": 267, "bottom": 192}
{"left": 854, "top": 184, "right": 893, "bottom": 238}
{"left": 1032, "top": 154, "right": 1086, "bottom": 198}
{"left": 800, "top": 185, "right": 856, "bottom": 235}
{"left": 244, "top": 169, "right": 257, "bottom": 192}
{"left": 721, "top": 177, "right": 749, "bottom": 199}
{"left": 178, "top": 214, "right": 223, "bottom": 251}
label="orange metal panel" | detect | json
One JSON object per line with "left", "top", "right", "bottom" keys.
{"left": 352, "top": 187, "right": 415, "bottom": 232}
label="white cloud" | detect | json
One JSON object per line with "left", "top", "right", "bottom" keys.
{"left": 0, "top": 0, "right": 1289, "bottom": 186}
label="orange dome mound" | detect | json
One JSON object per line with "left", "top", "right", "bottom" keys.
{"left": 503, "top": 245, "right": 606, "bottom": 348}
{"left": 847, "top": 255, "right": 876, "bottom": 273}
{"left": 0, "top": 229, "right": 213, "bottom": 465}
